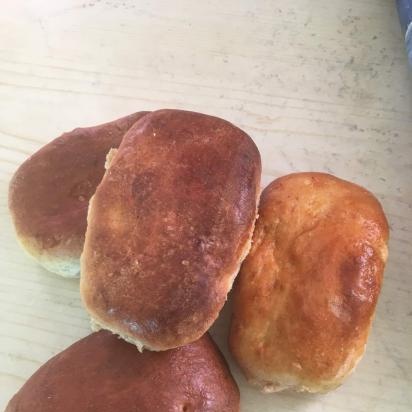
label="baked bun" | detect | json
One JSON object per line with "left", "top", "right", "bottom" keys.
{"left": 5, "top": 331, "right": 240, "bottom": 412}
{"left": 229, "top": 172, "right": 389, "bottom": 393}
{"left": 81, "top": 109, "right": 261, "bottom": 351}
{"left": 8, "top": 112, "right": 148, "bottom": 277}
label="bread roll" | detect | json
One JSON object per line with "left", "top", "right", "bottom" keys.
{"left": 229, "top": 172, "right": 389, "bottom": 393}
{"left": 81, "top": 109, "right": 261, "bottom": 351}
{"left": 5, "top": 331, "right": 239, "bottom": 412}
{"left": 8, "top": 112, "right": 148, "bottom": 277}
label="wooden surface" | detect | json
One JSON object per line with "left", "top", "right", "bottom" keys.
{"left": 0, "top": 1, "right": 411, "bottom": 411}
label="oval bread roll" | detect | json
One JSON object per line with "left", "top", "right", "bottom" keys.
{"left": 8, "top": 112, "right": 148, "bottom": 277}
{"left": 5, "top": 331, "right": 240, "bottom": 412}
{"left": 229, "top": 172, "right": 389, "bottom": 393}
{"left": 81, "top": 109, "right": 261, "bottom": 351}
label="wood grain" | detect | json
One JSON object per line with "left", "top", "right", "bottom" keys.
{"left": 0, "top": 1, "right": 411, "bottom": 411}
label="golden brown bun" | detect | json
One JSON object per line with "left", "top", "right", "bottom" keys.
{"left": 5, "top": 331, "right": 240, "bottom": 412}
{"left": 229, "top": 172, "right": 389, "bottom": 393}
{"left": 81, "top": 109, "right": 261, "bottom": 351}
{"left": 8, "top": 112, "right": 148, "bottom": 277}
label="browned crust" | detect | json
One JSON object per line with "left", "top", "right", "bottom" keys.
{"left": 81, "top": 109, "right": 261, "bottom": 350}
{"left": 5, "top": 331, "right": 240, "bottom": 412}
{"left": 229, "top": 172, "right": 389, "bottom": 392}
{"left": 8, "top": 111, "right": 148, "bottom": 276}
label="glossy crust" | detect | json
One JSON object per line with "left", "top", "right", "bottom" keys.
{"left": 81, "top": 109, "right": 261, "bottom": 350}
{"left": 229, "top": 172, "right": 389, "bottom": 393}
{"left": 5, "top": 331, "right": 240, "bottom": 412}
{"left": 8, "top": 112, "right": 148, "bottom": 277}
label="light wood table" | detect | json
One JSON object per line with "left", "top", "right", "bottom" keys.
{"left": 0, "top": 1, "right": 411, "bottom": 411}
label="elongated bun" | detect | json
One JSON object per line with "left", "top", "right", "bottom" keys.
{"left": 229, "top": 172, "right": 389, "bottom": 393}
{"left": 81, "top": 109, "right": 261, "bottom": 350}
{"left": 8, "top": 111, "right": 148, "bottom": 277}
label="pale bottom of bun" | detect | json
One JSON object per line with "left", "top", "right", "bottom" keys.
{"left": 39, "top": 255, "right": 80, "bottom": 278}
{"left": 225, "top": 214, "right": 256, "bottom": 296}
{"left": 246, "top": 347, "right": 364, "bottom": 394}
{"left": 220, "top": 193, "right": 260, "bottom": 305}
{"left": 90, "top": 318, "right": 147, "bottom": 352}
{"left": 16, "top": 234, "right": 80, "bottom": 278}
